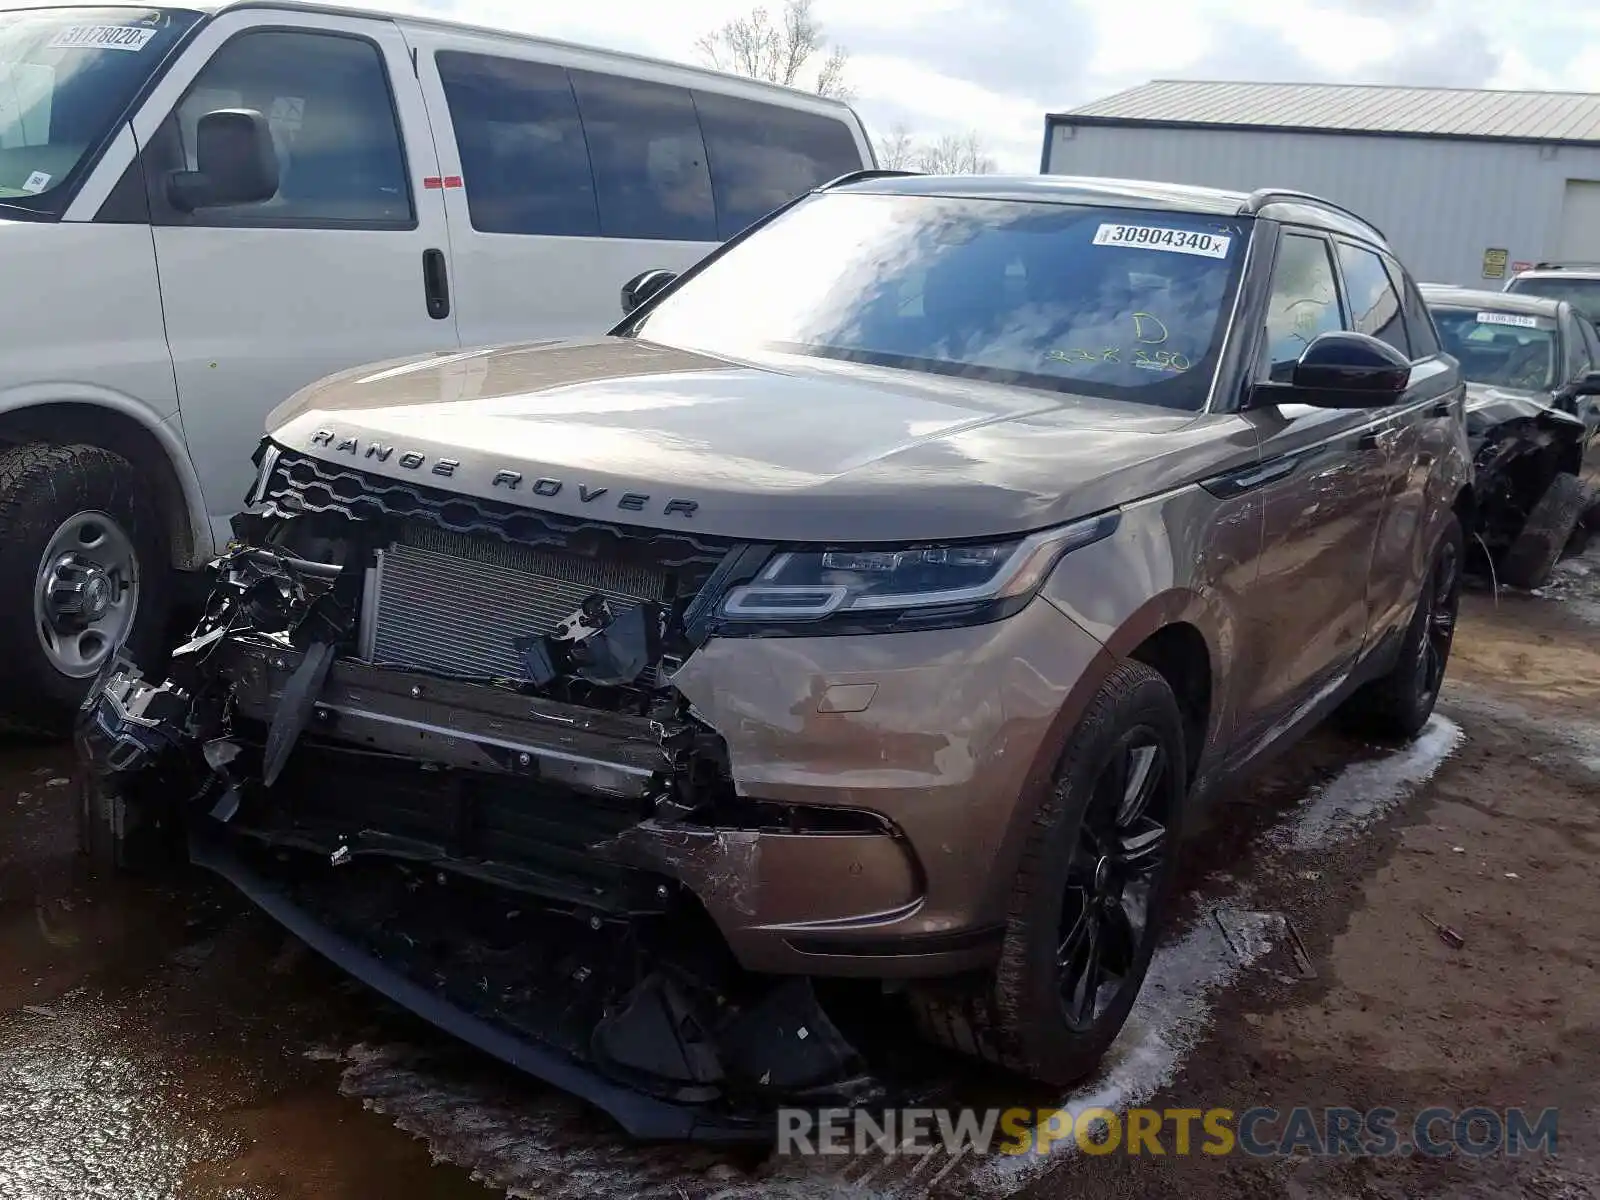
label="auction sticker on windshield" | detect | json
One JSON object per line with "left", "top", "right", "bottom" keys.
{"left": 1475, "top": 311, "right": 1541, "bottom": 329}
{"left": 47, "top": 24, "right": 158, "bottom": 51}
{"left": 1093, "top": 223, "right": 1232, "bottom": 259}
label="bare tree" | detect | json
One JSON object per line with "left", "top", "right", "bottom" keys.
{"left": 696, "top": 0, "right": 852, "bottom": 98}
{"left": 915, "top": 131, "right": 997, "bottom": 175}
{"left": 875, "top": 123, "right": 918, "bottom": 170}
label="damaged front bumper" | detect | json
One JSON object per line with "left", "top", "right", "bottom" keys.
{"left": 76, "top": 523, "right": 1104, "bottom": 1139}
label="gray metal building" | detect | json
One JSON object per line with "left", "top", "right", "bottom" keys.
{"left": 1042, "top": 80, "right": 1600, "bottom": 287}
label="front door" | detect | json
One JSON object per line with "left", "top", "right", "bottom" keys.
{"left": 1230, "top": 228, "right": 1402, "bottom": 761}
{"left": 129, "top": 9, "right": 460, "bottom": 541}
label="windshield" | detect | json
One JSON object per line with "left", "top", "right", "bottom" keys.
{"left": 1432, "top": 306, "right": 1558, "bottom": 392}
{"left": 1507, "top": 275, "right": 1600, "bottom": 323}
{"left": 0, "top": 6, "right": 197, "bottom": 210}
{"left": 628, "top": 192, "right": 1251, "bottom": 411}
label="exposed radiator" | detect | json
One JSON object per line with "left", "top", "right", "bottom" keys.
{"left": 359, "top": 525, "right": 669, "bottom": 681}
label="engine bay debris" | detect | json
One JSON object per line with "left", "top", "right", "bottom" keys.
{"left": 74, "top": 526, "right": 924, "bottom": 1141}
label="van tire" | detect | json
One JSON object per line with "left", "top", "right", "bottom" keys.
{"left": 1500, "top": 471, "right": 1586, "bottom": 591}
{"left": 0, "top": 443, "right": 171, "bottom": 737}
{"left": 909, "top": 660, "right": 1186, "bottom": 1085}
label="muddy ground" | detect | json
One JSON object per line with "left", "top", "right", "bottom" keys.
{"left": 3, "top": 545, "right": 1598, "bottom": 1199}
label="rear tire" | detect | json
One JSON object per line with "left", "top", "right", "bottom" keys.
{"left": 0, "top": 443, "right": 172, "bottom": 736}
{"left": 910, "top": 660, "right": 1186, "bottom": 1085}
{"left": 1500, "top": 471, "right": 1586, "bottom": 590}
{"left": 1340, "top": 515, "right": 1462, "bottom": 741}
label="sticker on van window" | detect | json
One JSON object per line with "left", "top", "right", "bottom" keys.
{"left": 1476, "top": 311, "right": 1540, "bottom": 328}
{"left": 47, "top": 24, "right": 158, "bottom": 51}
{"left": 20, "top": 171, "right": 50, "bottom": 194}
{"left": 1093, "top": 223, "right": 1232, "bottom": 259}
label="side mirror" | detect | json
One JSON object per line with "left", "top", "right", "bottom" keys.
{"left": 621, "top": 269, "right": 677, "bottom": 316}
{"left": 166, "top": 108, "right": 279, "bottom": 213}
{"left": 1287, "top": 331, "right": 1412, "bottom": 408}
{"left": 1567, "top": 368, "right": 1600, "bottom": 398}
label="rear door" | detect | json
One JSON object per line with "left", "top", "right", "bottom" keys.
{"left": 1334, "top": 240, "right": 1461, "bottom": 646}
{"left": 130, "top": 8, "right": 459, "bottom": 540}
{"left": 1230, "top": 228, "right": 1401, "bottom": 759}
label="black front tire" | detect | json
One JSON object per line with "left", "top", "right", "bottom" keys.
{"left": 1500, "top": 471, "right": 1586, "bottom": 590}
{"left": 911, "top": 659, "right": 1187, "bottom": 1085}
{"left": 1340, "top": 515, "right": 1463, "bottom": 741}
{"left": 0, "top": 443, "right": 172, "bottom": 736}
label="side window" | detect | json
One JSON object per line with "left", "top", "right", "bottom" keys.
{"left": 568, "top": 70, "right": 716, "bottom": 243}
{"left": 1396, "top": 267, "right": 1441, "bottom": 357}
{"left": 165, "top": 30, "right": 412, "bottom": 226}
{"left": 435, "top": 52, "right": 598, "bottom": 237}
{"left": 1336, "top": 242, "right": 1409, "bottom": 355}
{"left": 1579, "top": 315, "right": 1600, "bottom": 373}
{"left": 1564, "top": 313, "right": 1592, "bottom": 381}
{"left": 691, "top": 90, "right": 863, "bottom": 239}
{"left": 1261, "top": 233, "right": 1345, "bottom": 381}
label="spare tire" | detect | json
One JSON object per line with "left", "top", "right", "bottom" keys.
{"left": 1500, "top": 471, "right": 1587, "bottom": 590}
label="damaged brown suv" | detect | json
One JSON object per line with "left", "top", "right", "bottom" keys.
{"left": 78, "top": 172, "right": 1472, "bottom": 1140}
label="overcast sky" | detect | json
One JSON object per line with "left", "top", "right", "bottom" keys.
{"left": 16, "top": 0, "right": 1600, "bottom": 169}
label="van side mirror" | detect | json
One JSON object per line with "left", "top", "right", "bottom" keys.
{"left": 166, "top": 108, "right": 280, "bottom": 213}
{"left": 1284, "top": 331, "right": 1412, "bottom": 409}
{"left": 1566, "top": 368, "right": 1600, "bottom": 398}
{"left": 621, "top": 269, "right": 677, "bottom": 316}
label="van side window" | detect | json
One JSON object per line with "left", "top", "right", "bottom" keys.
{"left": 1336, "top": 241, "right": 1409, "bottom": 356}
{"left": 1261, "top": 233, "right": 1346, "bottom": 381}
{"left": 166, "top": 31, "right": 412, "bottom": 227}
{"left": 568, "top": 70, "right": 716, "bottom": 242}
{"left": 435, "top": 52, "right": 599, "bottom": 237}
{"left": 690, "top": 90, "right": 863, "bottom": 238}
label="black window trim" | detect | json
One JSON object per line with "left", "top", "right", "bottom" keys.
{"left": 1329, "top": 233, "right": 1411, "bottom": 359}
{"left": 1257, "top": 225, "right": 1351, "bottom": 385}
{"left": 142, "top": 24, "right": 419, "bottom": 232}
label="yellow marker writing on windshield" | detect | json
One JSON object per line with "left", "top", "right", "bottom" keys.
{"left": 1132, "top": 312, "right": 1169, "bottom": 344}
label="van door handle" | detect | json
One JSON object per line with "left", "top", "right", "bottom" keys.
{"left": 422, "top": 248, "right": 450, "bottom": 320}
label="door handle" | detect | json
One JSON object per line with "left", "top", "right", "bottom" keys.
{"left": 422, "top": 248, "right": 450, "bottom": 320}
{"left": 1357, "top": 427, "right": 1397, "bottom": 451}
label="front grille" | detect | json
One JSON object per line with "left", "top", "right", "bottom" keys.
{"left": 366, "top": 525, "right": 668, "bottom": 679}
{"left": 259, "top": 449, "right": 737, "bottom": 681}
{"left": 261, "top": 449, "right": 733, "bottom": 571}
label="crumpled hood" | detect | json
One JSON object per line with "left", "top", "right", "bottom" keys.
{"left": 268, "top": 338, "right": 1259, "bottom": 542}
{"left": 1462, "top": 381, "right": 1586, "bottom": 438}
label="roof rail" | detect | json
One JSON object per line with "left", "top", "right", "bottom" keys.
{"left": 1239, "top": 188, "right": 1386, "bottom": 241}
{"left": 1531, "top": 261, "right": 1600, "bottom": 270}
{"left": 817, "top": 169, "right": 923, "bottom": 190}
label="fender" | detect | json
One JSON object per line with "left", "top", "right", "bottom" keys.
{"left": 0, "top": 385, "right": 214, "bottom": 570}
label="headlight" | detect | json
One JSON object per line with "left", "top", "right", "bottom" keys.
{"left": 719, "top": 512, "right": 1119, "bottom": 623}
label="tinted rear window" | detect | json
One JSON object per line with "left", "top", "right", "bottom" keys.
{"left": 692, "top": 89, "right": 862, "bottom": 238}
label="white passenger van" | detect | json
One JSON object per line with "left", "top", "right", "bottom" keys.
{"left": 0, "top": 1, "right": 876, "bottom": 728}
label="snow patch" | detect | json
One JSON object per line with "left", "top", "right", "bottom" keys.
{"left": 1278, "top": 715, "right": 1464, "bottom": 851}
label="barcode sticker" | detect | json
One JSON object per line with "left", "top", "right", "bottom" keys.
{"left": 1093, "top": 223, "right": 1232, "bottom": 259}
{"left": 47, "top": 25, "right": 158, "bottom": 51}
{"left": 1475, "top": 311, "right": 1540, "bottom": 328}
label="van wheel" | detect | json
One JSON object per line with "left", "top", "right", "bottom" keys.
{"left": 0, "top": 443, "right": 171, "bottom": 736}
{"left": 909, "top": 660, "right": 1186, "bottom": 1085}
{"left": 1340, "top": 515, "right": 1462, "bottom": 742}
{"left": 1500, "top": 472, "right": 1586, "bottom": 590}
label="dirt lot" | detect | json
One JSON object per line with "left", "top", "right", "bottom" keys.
{"left": 2, "top": 546, "right": 1598, "bottom": 1200}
